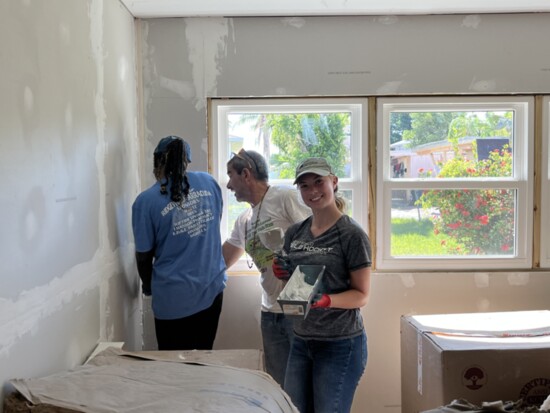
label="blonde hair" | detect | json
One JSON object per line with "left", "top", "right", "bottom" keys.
{"left": 334, "top": 184, "right": 346, "bottom": 213}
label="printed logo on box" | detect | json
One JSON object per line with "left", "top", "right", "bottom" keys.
{"left": 462, "top": 365, "right": 488, "bottom": 390}
{"left": 519, "top": 378, "right": 550, "bottom": 406}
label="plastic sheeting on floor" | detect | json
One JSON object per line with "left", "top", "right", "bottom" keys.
{"left": 8, "top": 347, "right": 298, "bottom": 413}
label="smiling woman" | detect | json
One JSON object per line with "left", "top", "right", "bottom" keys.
{"left": 275, "top": 156, "right": 372, "bottom": 413}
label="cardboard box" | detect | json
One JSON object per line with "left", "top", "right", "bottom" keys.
{"left": 401, "top": 310, "right": 550, "bottom": 413}
{"left": 277, "top": 264, "right": 325, "bottom": 319}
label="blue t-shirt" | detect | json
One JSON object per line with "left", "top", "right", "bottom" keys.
{"left": 132, "top": 172, "right": 227, "bottom": 319}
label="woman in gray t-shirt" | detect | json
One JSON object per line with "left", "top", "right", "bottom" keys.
{"left": 274, "top": 157, "right": 372, "bottom": 413}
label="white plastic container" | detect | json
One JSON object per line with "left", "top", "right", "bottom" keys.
{"left": 277, "top": 264, "right": 326, "bottom": 319}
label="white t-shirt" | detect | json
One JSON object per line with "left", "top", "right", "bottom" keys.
{"left": 226, "top": 185, "right": 311, "bottom": 312}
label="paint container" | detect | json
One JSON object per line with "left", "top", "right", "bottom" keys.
{"left": 277, "top": 264, "right": 325, "bottom": 319}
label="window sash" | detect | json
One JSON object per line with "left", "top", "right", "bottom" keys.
{"left": 210, "top": 97, "right": 369, "bottom": 272}
{"left": 376, "top": 96, "right": 534, "bottom": 270}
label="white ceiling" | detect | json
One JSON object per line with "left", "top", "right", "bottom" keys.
{"left": 120, "top": 0, "right": 550, "bottom": 18}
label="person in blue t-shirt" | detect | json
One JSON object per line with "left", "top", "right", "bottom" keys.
{"left": 132, "top": 136, "right": 227, "bottom": 350}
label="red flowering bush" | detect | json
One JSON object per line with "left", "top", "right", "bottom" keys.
{"left": 418, "top": 146, "right": 514, "bottom": 255}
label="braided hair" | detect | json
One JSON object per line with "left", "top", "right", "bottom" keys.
{"left": 153, "top": 136, "right": 191, "bottom": 203}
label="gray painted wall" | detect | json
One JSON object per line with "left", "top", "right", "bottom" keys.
{"left": 0, "top": 0, "right": 141, "bottom": 410}
{"left": 139, "top": 14, "right": 550, "bottom": 412}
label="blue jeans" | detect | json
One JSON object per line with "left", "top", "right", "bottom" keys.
{"left": 261, "top": 311, "right": 295, "bottom": 387}
{"left": 284, "top": 332, "right": 367, "bottom": 413}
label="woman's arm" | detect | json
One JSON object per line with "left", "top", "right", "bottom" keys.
{"left": 326, "top": 266, "right": 371, "bottom": 309}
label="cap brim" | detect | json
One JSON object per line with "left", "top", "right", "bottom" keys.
{"left": 293, "top": 168, "right": 331, "bottom": 184}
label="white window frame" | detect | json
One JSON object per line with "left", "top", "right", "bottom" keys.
{"left": 541, "top": 96, "right": 550, "bottom": 268}
{"left": 210, "top": 97, "right": 369, "bottom": 273}
{"left": 376, "top": 96, "right": 534, "bottom": 271}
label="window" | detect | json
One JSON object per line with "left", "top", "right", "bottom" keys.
{"left": 541, "top": 96, "right": 550, "bottom": 268}
{"left": 210, "top": 98, "right": 369, "bottom": 272}
{"left": 377, "top": 97, "right": 534, "bottom": 271}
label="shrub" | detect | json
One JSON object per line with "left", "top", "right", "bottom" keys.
{"left": 417, "top": 145, "right": 514, "bottom": 255}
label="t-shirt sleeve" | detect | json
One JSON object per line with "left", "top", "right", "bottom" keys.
{"left": 344, "top": 222, "right": 372, "bottom": 271}
{"left": 132, "top": 196, "right": 155, "bottom": 253}
{"left": 225, "top": 210, "right": 249, "bottom": 249}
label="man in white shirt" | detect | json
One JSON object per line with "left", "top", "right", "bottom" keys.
{"left": 223, "top": 149, "right": 311, "bottom": 387}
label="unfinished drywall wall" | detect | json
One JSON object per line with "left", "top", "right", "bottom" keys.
{"left": 139, "top": 14, "right": 550, "bottom": 412}
{"left": 0, "top": 0, "right": 140, "bottom": 410}
{"left": 138, "top": 13, "right": 550, "bottom": 173}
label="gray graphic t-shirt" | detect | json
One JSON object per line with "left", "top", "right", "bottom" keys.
{"left": 283, "top": 215, "right": 372, "bottom": 339}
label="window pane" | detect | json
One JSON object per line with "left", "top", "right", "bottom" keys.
{"left": 227, "top": 190, "right": 249, "bottom": 232}
{"left": 213, "top": 98, "right": 367, "bottom": 273}
{"left": 225, "top": 110, "right": 356, "bottom": 235}
{"left": 379, "top": 96, "right": 532, "bottom": 270}
{"left": 340, "top": 189, "right": 353, "bottom": 216}
{"left": 390, "top": 111, "right": 514, "bottom": 179}
{"left": 228, "top": 112, "right": 352, "bottom": 180}
{"left": 391, "top": 189, "right": 516, "bottom": 257}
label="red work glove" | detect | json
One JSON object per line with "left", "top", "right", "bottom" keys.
{"left": 311, "top": 293, "right": 331, "bottom": 309}
{"left": 272, "top": 257, "right": 290, "bottom": 280}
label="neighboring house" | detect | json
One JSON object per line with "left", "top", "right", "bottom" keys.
{"left": 414, "top": 136, "right": 510, "bottom": 172}
{"left": 391, "top": 136, "right": 510, "bottom": 178}
{"left": 390, "top": 140, "right": 434, "bottom": 179}
{"left": 390, "top": 137, "right": 510, "bottom": 205}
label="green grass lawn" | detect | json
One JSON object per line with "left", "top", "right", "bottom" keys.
{"left": 391, "top": 217, "right": 463, "bottom": 256}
